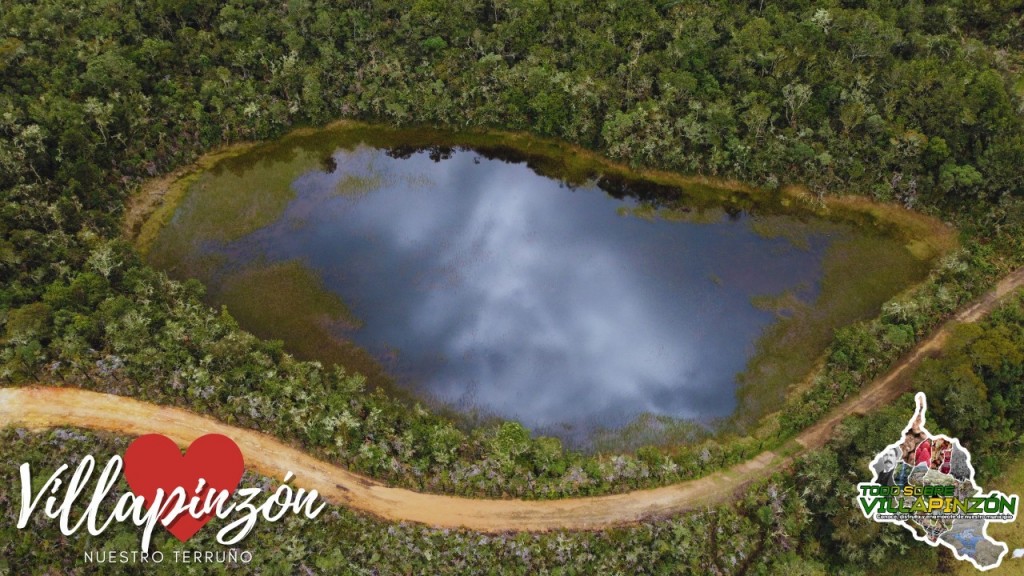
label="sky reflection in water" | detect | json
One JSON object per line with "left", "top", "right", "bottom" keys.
{"left": 210, "top": 147, "right": 835, "bottom": 435}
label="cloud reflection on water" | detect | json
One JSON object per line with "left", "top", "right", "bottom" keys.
{"left": 215, "top": 147, "right": 833, "bottom": 436}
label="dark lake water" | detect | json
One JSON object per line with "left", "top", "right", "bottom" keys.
{"left": 147, "top": 130, "right": 929, "bottom": 444}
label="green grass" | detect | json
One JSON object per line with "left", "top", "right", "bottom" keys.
{"left": 733, "top": 226, "right": 933, "bottom": 431}
{"left": 334, "top": 173, "right": 385, "bottom": 197}
{"left": 133, "top": 143, "right": 257, "bottom": 256}
{"left": 211, "top": 260, "right": 401, "bottom": 389}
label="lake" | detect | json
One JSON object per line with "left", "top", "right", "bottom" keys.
{"left": 144, "top": 126, "right": 932, "bottom": 445}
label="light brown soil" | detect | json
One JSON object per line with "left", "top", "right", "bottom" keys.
{"left": 2, "top": 267, "right": 1022, "bottom": 532}
{"left": 122, "top": 167, "right": 188, "bottom": 240}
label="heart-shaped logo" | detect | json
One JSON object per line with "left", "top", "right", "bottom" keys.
{"left": 123, "top": 434, "right": 244, "bottom": 542}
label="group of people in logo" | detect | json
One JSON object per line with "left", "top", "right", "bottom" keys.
{"left": 864, "top": 394, "right": 1007, "bottom": 567}
{"left": 873, "top": 399, "right": 966, "bottom": 489}
{"left": 870, "top": 397, "right": 981, "bottom": 544}
{"left": 902, "top": 431, "right": 954, "bottom": 476}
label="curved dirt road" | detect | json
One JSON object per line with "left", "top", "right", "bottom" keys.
{"left": 2, "top": 267, "right": 1023, "bottom": 532}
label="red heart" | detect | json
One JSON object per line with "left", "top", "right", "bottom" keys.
{"left": 123, "top": 434, "right": 244, "bottom": 542}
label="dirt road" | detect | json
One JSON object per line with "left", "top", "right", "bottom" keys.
{"left": 2, "top": 267, "right": 1023, "bottom": 532}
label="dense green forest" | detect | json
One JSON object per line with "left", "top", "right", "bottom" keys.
{"left": 3, "top": 291, "right": 1024, "bottom": 573}
{"left": 0, "top": 406, "right": 969, "bottom": 574}
{"left": 2, "top": 0, "right": 1024, "bottom": 493}
{"left": 2, "top": 0, "right": 1024, "bottom": 571}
